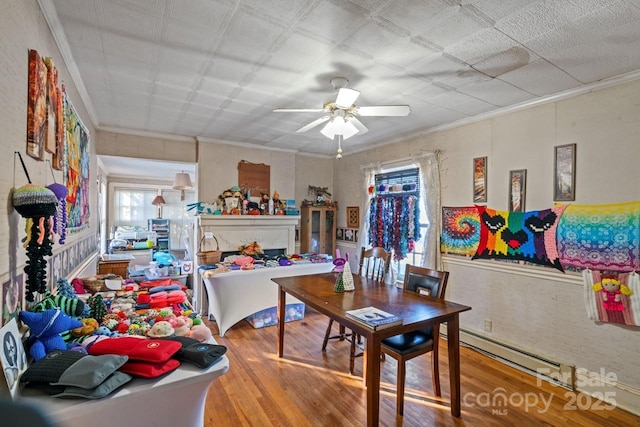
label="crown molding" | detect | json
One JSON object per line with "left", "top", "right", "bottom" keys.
{"left": 38, "top": 0, "right": 99, "bottom": 127}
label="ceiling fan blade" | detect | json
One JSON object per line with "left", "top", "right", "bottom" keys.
{"left": 335, "top": 88, "right": 360, "bottom": 109}
{"left": 356, "top": 105, "right": 411, "bottom": 116}
{"left": 273, "top": 108, "right": 324, "bottom": 113}
{"left": 296, "top": 115, "right": 331, "bottom": 133}
{"left": 347, "top": 116, "right": 368, "bottom": 135}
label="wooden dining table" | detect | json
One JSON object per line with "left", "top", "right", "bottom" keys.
{"left": 273, "top": 272, "right": 472, "bottom": 427}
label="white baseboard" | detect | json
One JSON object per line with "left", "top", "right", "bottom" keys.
{"left": 574, "top": 367, "right": 640, "bottom": 417}
{"left": 458, "top": 328, "right": 575, "bottom": 389}
{"left": 451, "top": 328, "right": 640, "bottom": 416}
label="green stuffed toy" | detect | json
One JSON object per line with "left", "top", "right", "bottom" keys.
{"left": 19, "top": 308, "right": 83, "bottom": 361}
{"left": 30, "top": 291, "right": 84, "bottom": 317}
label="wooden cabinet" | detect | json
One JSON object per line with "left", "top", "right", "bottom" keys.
{"left": 98, "top": 260, "right": 130, "bottom": 277}
{"left": 300, "top": 206, "right": 336, "bottom": 255}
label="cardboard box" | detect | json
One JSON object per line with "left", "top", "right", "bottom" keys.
{"left": 245, "top": 303, "right": 305, "bottom": 329}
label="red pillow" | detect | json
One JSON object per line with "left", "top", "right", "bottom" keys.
{"left": 119, "top": 359, "right": 180, "bottom": 378}
{"left": 88, "top": 337, "right": 181, "bottom": 363}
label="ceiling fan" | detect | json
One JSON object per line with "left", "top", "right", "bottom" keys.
{"left": 273, "top": 77, "right": 411, "bottom": 143}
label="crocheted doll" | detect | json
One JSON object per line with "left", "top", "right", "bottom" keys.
{"left": 595, "top": 277, "right": 630, "bottom": 311}
{"left": 12, "top": 184, "right": 58, "bottom": 302}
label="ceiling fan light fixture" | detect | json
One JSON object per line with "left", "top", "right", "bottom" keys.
{"left": 320, "top": 116, "right": 358, "bottom": 140}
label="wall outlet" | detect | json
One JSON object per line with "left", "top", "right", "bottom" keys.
{"left": 484, "top": 319, "right": 492, "bottom": 333}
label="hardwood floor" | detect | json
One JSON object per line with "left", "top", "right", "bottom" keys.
{"left": 204, "top": 308, "right": 640, "bottom": 427}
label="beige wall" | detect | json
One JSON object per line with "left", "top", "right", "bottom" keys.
{"left": 4, "top": 0, "right": 639, "bottom": 412}
{"left": 96, "top": 131, "right": 196, "bottom": 163}
{"left": 333, "top": 78, "right": 640, "bottom": 404}
{"left": 1, "top": 1, "right": 97, "bottom": 298}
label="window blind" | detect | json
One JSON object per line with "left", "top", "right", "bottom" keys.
{"left": 374, "top": 167, "right": 419, "bottom": 195}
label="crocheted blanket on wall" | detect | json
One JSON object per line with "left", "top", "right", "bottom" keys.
{"left": 557, "top": 201, "right": 640, "bottom": 272}
{"left": 472, "top": 205, "right": 567, "bottom": 272}
{"left": 583, "top": 270, "right": 640, "bottom": 326}
{"left": 441, "top": 206, "right": 480, "bottom": 256}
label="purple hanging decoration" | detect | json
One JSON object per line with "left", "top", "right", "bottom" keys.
{"left": 46, "top": 182, "right": 68, "bottom": 244}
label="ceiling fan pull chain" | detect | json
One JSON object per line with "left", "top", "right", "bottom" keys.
{"left": 336, "top": 135, "right": 343, "bottom": 159}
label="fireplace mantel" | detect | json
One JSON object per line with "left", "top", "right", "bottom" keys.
{"left": 191, "top": 215, "right": 301, "bottom": 315}
{"left": 195, "top": 215, "right": 300, "bottom": 254}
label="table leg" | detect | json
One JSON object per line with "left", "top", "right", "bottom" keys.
{"left": 447, "top": 315, "right": 461, "bottom": 417}
{"left": 277, "top": 286, "right": 285, "bottom": 357}
{"left": 365, "top": 335, "right": 381, "bottom": 427}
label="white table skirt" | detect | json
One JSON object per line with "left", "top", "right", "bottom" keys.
{"left": 202, "top": 263, "right": 335, "bottom": 336}
{"left": 21, "top": 348, "right": 229, "bottom": 427}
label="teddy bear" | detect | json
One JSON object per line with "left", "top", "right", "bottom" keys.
{"left": 19, "top": 308, "right": 83, "bottom": 361}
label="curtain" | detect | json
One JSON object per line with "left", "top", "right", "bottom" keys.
{"left": 414, "top": 151, "right": 442, "bottom": 269}
{"left": 357, "top": 162, "right": 381, "bottom": 272}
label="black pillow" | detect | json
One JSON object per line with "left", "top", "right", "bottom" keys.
{"left": 181, "top": 343, "right": 227, "bottom": 368}
{"left": 20, "top": 350, "right": 86, "bottom": 384}
{"left": 160, "top": 336, "right": 226, "bottom": 368}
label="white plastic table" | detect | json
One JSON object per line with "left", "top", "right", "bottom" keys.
{"left": 21, "top": 348, "right": 229, "bottom": 427}
{"left": 202, "top": 263, "right": 335, "bottom": 336}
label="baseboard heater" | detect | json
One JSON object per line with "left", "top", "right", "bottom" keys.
{"left": 456, "top": 328, "right": 575, "bottom": 390}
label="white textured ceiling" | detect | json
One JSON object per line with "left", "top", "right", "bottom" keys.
{"left": 43, "top": 0, "right": 640, "bottom": 159}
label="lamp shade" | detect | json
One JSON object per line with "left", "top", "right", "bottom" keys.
{"left": 151, "top": 195, "right": 166, "bottom": 206}
{"left": 173, "top": 172, "right": 193, "bottom": 190}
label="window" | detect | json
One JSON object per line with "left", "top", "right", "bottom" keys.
{"left": 371, "top": 166, "right": 429, "bottom": 281}
{"left": 113, "top": 186, "right": 195, "bottom": 250}
{"left": 114, "top": 188, "right": 157, "bottom": 227}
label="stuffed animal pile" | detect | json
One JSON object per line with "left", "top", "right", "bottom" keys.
{"left": 19, "top": 277, "right": 213, "bottom": 364}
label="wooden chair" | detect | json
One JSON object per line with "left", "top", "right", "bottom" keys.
{"left": 358, "top": 246, "right": 391, "bottom": 281}
{"left": 322, "top": 246, "right": 391, "bottom": 374}
{"left": 381, "top": 264, "right": 449, "bottom": 416}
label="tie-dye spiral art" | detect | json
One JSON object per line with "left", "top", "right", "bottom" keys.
{"left": 441, "top": 206, "right": 481, "bottom": 256}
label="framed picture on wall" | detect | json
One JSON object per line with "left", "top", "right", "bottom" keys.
{"left": 26, "top": 49, "right": 47, "bottom": 160}
{"left": 554, "top": 143, "right": 576, "bottom": 201}
{"left": 508, "top": 169, "right": 526, "bottom": 212}
{"left": 346, "top": 206, "right": 359, "bottom": 228}
{"left": 473, "top": 156, "right": 487, "bottom": 203}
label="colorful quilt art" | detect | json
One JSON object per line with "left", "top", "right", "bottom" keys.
{"left": 442, "top": 201, "right": 640, "bottom": 274}
{"left": 472, "top": 205, "right": 567, "bottom": 272}
{"left": 63, "top": 90, "right": 90, "bottom": 232}
{"left": 556, "top": 201, "right": 640, "bottom": 272}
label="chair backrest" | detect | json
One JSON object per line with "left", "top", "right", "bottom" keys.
{"left": 358, "top": 246, "right": 391, "bottom": 281}
{"left": 402, "top": 264, "right": 449, "bottom": 300}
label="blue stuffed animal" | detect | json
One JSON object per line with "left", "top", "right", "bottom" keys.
{"left": 20, "top": 308, "right": 83, "bottom": 361}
